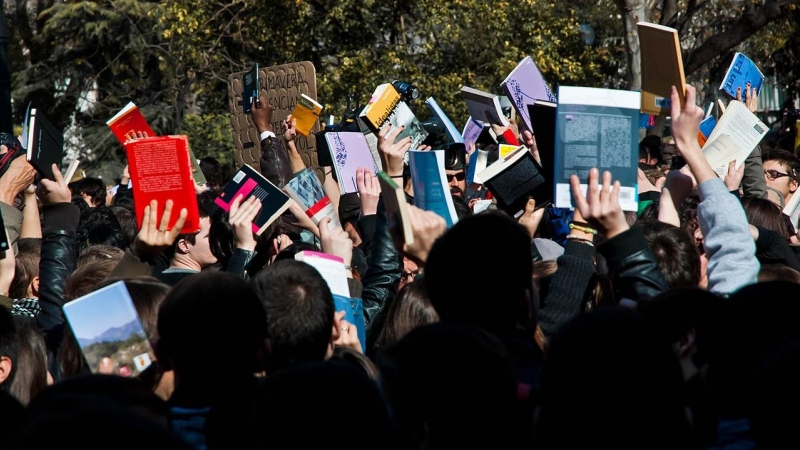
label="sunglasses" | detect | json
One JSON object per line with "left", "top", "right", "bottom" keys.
{"left": 446, "top": 172, "right": 466, "bottom": 182}
{"left": 765, "top": 169, "right": 793, "bottom": 181}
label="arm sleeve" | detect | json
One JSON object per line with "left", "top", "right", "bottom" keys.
{"left": 597, "top": 225, "right": 670, "bottom": 303}
{"left": 259, "top": 136, "right": 293, "bottom": 189}
{"left": 741, "top": 145, "right": 768, "bottom": 199}
{"left": 697, "top": 178, "right": 760, "bottom": 294}
{"left": 538, "top": 241, "right": 596, "bottom": 337}
{"left": 753, "top": 225, "right": 800, "bottom": 272}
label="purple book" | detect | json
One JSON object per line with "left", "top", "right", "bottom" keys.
{"left": 325, "top": 131, "right": 379, "bottom": 194}
{"left": 500, "top": 56, "right": 556, "bottom": 132}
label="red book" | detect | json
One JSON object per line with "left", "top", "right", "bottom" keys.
{"left": 124, "top": 136, "right": 200, "bottom": 234}
{"left": 107, "top": 102, "right": 156, "bottom": 144}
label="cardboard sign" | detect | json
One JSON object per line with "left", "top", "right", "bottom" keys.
{"left": 227, "top": 61, "right": 321, "bottom": 176}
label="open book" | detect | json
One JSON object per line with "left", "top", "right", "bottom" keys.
{"left": 63, "top": 281, "right": 155, "bottom": 377}
{"left": 702, "top": 100, "right": 768, "bottom": 178}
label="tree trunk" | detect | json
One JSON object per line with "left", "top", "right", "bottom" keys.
{"left": 616, "top": 0, "right": 648, "bottom": 91}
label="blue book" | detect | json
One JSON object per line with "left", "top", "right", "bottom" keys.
{"left": 699, "top": 116, "right": 717, "bottom": 138}
{"left": 332, "top": 294, "right": 366, "bottom": 353}
{"left": 425, "top": 97, "right": 463, "bottom": 144}
{"left": 408, "top": 150, "right": 458, "bottom": 227}
{"left": 719, "top": 52, "right": 764, "bottom": 99}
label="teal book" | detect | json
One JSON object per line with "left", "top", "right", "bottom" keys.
{"left": 408, "top": 150, "right": 458, "bottom": 227}
{"left": 719, "top": 53, "right": 764, "bottom": 99}
{"left": 554, "top": 86, "right": 640, "bottom": 212}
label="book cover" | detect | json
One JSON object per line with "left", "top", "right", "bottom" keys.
{"left": 378, "top": 172, "right": 414, "bottom": 245}
{"left": 719, "top": 52, "right": 765, "bottom": 99}
{"left": 325, "top": 131, "right": 379, "bottom": 194}
{"left": 356, "top": 116, "right": 384, "bottom": 171}
{"left": 242, "top": 63, "right": 259, "bottom": 114}
{"left": 499, "top": 144, "right": 518, "bottom": 159}
{"left": 360, "top": 83, "right": 402, "bottom": 130}
{"left": 294, "top": 250, "right": 351, "bottom": 297}
{"left": 637, "top": 22, "right": 686, "bottom": 115}
{"left": 216, "top": 163, "right": 291, "bottom": 235}
{"left": 500, "top": 56, "right": 557, "bottom": 131}
{"left": 702, "top": 100, "right": 767, "bottom": 177}
{"left": 479, "top": 145, "right": 552, "bottom": 218}
{"left": 460, "top": 86, "right": 510, "bottom": 126}
{"left": 527, "top": 100, "right": 557, "bottom": 168}
{"left": 462, "top": 118, "right": 484, "bottom": 153}
{"left": 106, "top": 102, "right": 156, "bottom": 143}
{"left": 284, "top": 168, "right": 341, "bottom": 230}
{"left": 408, "top": 150, "right": 458, "bottom": 227}
{"left": 466, "top": 148, "right": 490, "bottom": 185}
{"left": 25, "top": 108, "right": 64, "bottom": 180}
{"left": 698, "top": 115, "right": 717, "bottom": 146}
{"left": 124, "top": 136, "right": 201, "bottom": 234}
{"left": 62, "top": 281, "right": 155, "bottom": 377}
{"left": 425, "top": 97, "right": 464, "bottom": 144}
{"left": 554, "top": 86, "right": 640, "bottom": 211}
{"left": 292, "top": 93, "right": 324, "bottom": 137}
{"left": 332, "top": 294, "right": 366, "bottom": 353}
{"left": 702, "top": 135, "right": 741, "bottom": 179}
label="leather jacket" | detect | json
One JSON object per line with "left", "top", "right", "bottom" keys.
{"left": 259, "top": 135, "right": 293, "bottom": 189}
{"left": 37, "top": 203, "right": 80, "bottom": 355}
{"left": 360, "top": 199, "right": 402, "bottom": 345}
{"left": 596, "top": 224, "right": 669, "bottom": 303}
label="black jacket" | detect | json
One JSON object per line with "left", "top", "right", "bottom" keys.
{"left": 259, "top": 135, "right": 293, "bottom": 189}
{"left": 597, "top": 225, "right": 669, "bottom": 303}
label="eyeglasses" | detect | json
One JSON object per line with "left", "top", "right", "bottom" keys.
{"left": 401, "top": 270, "right": 420, "bottom": 281}
{"left": 446, "top": 172, "right": 466, "bottom": 182}
{"left": 765, "top": 169, "right": 792, "bottom": 181}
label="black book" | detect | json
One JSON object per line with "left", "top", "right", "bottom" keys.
{"left": 478, "top": 145, "right": 552, "bottom": 218}
{"left": 242, "top": 63, "right": 260, "bottom": 114}
{"left": 215, "top": 163, "right": 291, "bottom": 235}
{"left": 527, "top": 100, "right": 556, "bottom": 168}
{"left": 25, "top": 108, "right": 63, "bottom": 180}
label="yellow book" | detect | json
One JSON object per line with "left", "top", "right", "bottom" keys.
{"left": 499, "top": 144, "right": 518, "bottom": 158}
{"left": 291, "top": 94, "right": 324, "bottom": 137}
{"left": 360, "top": 83, "right": 402, "bottom": 130}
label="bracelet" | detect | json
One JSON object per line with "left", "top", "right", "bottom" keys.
{"left": 565, "top": 235, "right": 594, "bottom": 246}
{"left": 571, "top": 221, "right": 593, "bottom": 229}
{"left": 569, "top": 223, "right": 597, "bottom": 234}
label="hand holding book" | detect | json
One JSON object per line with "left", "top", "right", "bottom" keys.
{"left": 670, "top": 85, "right": 717, "bottom": 185}
{"left": 735, "top": 83, "right": 758, "bottom": 113}
{"left": 0, "top": 156, "right": 35, "bottom": 205}
{"left": 36, "top": 163, "right": 71, "bottom": 204}
{"left": 399, "top": 205, "right": 447, "bottom": 267}
{"left": 251, "top": 98, "right": 274, "bottom": 134}
{"left": 319, "top": 217, "right": 353, "bottom": 272}
{"left": 356, "top": 167, "right": 380, "bottom": 216}
{"left": 569, "top": 168, "right": 629, "bottom": 239}
{"left": 378, "top": 123, "right": 412, "bottom": 176}
{"left": 229, "top": 194, "right": 262, "bottom": 252}
{"left": 132, "top": 199, "right": 188, "bottom": 262}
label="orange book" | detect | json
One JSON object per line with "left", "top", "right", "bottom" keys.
{"left": 359, "top": 83, "right": 401, "bottom": 130}
{"left": 124, "top": 136, "right": 200, "bottom": 234}
{"left": 107, "top": 102, "right": 156, "bottom": 143}
{"left": 290, "top": 94, "right": 324, "bottom": 137}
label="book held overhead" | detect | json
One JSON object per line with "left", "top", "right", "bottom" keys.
{"left": 637, "top": 22, "right": 686, "bottom": 115}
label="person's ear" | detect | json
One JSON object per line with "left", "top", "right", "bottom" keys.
{"left": 791, "top": 178, "right": 798, "bottom": 194}
{"left": 176, "top": 238, "right": 191, "bottom": 254}
{"left": 0, "top": 356, "right": 13, "bottom": 385}
{"left": 331, "top": 311, "right": 343, "bottom": 343}
{"left": 30, "top": 276, "right": 40, "bottom": 297}
{"left": 676, "top": 328, "right": 697, "bottom": 359}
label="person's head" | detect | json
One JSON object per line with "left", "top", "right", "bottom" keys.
{"left": 639, "top": 135, "right": 664, "bottom": 167}
{"left": 68, "top": 177, "right": 107, "bottom": 207}
{"left": 0, "top": 307, "right": 18, "bottom": 393}
{"left": 199, "top": 156, "right": 233, "bottom": 191}
{"left": 445, "top": 168, "right": 466, "bottom": 198}
{"left": 424, "top": 211, "right": 536, "bottom": 335}
{"left": 157, "top": 272, "right": 267, "bottom": 394}
{"left": 763, "top": 149, "right": 800, "bottom": 201}
{"left": 76, "top": 244, "right": 124, "bottom": 268}
{"left": 338, "top": 193, "right": 363, "bottom": 247}
{"left": 759, "top": 264, "right": 800, "bottom": 284}
{"left": 397, "top": 256, "right": 420, "bottom": 292}
{"left": 250, "top": 260, "right": 337, "bottom": 373}
{"left": 10, "top": 251, "right": 40, "bottom": 299}
{"left": 375, "top": 280, "right": 439, "bottom": 348}
{"left": 536, "top": 307, "right": 690, "bottom": 449}
{"left": 376, "top": 323, "right": 518, "bottom": 449}
{"left": 640, "top": 220, "right": 703, "bottom": 288}
{"left": 741, "top": 196, "right": 794, "bottom": 240}
{"left": 75, "top": 207, "right": 128, "bottom": 255}
{"left": 166, "top": 199, "right": 217, "bottom": 270}
{"left": 679, "top": 193, "right": 703, "bottom": 251}
{"left": 7, "top": 318, "right": 48, "bottom": 405}
{"left": 110, "top": 206, "right": 138, "bottom": 247}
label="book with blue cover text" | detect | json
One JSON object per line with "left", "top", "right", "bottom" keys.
{"left": 719, "top": 52, "right": 764, "bottom": 99}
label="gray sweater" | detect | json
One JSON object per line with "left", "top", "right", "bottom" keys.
{"left": 698, "top": 178, "right": 760, "bottom": 294}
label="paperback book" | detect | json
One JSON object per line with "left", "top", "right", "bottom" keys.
{"left": 500, "top": 56, "right": 557, "bottom": 131}
{"left": 242, "top": 63, "right": 259, "bottom": 114}
{"left": 291, "top": 94, "right": 324, "bottom": 137}
{"left": 462, "top": 118, "right": 484, "bottom": 153}
{"left": 425, "top": 97, "right": 463, "bottom": 144}
{"left": 702, "top": 100, "right": 768, "bottom": 178}
{"left": 460, "top": 86, "right": 509, "bottom": 126}
{"left": 215, "top": 163, "right": 292, "bottom": 235}
{"left": 24, "top": 107, "right": 63, "bottom": 180}
{"left": 294, "top": 250, "right": 351, "bottom": 297}
{"left": 378, "top": 172, "right": 414, "bottom": 245}
{"left": 719, "top": 52, "right": 764, "bottom": 99}
{"left": 554, "top": 86, "right": 640, "bottom": 211}
{"left": 408, "top": 150, "right": 458, "bottom": 227}
{"left": 325, "top": 131, "right": 379, "bottom": 194}
{"left": 283, "top": 168, "right": 341, "bottom": 230}
{"left": 637, "top": 22, "right": 686, "bottom": 115}
{"left": 62, "top": 281, "right": 155, "bottom": 377}
{"left": 359, "top": 83, "right": 428, "bottom": 151}
{"left": 527, "top": 100, "right": 557, "bottom": 168}
{"left": 106, "top": 102, "right": 155, "bottom": 143}
{"left": 479, "top": 145, "right": 552, "bottom": 218}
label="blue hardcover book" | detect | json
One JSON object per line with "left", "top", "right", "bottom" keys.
{"left": 332, "top": 294, "right": 366, "bottom": 353}
{"left": 408, "top": 150, "right": 458, "bottom": 227}
{"left": 699, "top": 116, "right": 717, "bottom": 139}
{"left": 719, "top": 52, "right": 764, "bottom": 98}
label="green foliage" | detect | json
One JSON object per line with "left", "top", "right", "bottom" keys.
{"left": 180, "top": 113, "right": 237, "bottom": 165}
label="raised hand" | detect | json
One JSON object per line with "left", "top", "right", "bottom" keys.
{"left": 229, "top": 194, "right": 262, "bottom": 251}
{"left": 724, "top": 160, "right": 745, "bottom": 192}
{"left": 401, "top": 205, "right": 447, "bottom": 266}
{"left": 670, "top": 85, "right": 716, "bottom": 184}
{"left": 518, "top": 198, "right": 545, "bottom": 239}
{"left": 283, "top": 116, "right": 298, "bottom": 142}
{"left": 132, "top": 199, "right": 188, "bottom": 261}
{"left": 736, "top": 83, "right": 759, "bottom": 113}
{"left": 319, "top": 217, "right": 353, "bottom": 269}
{"left": 570, "top": 168, "right": 629, "bottom": 239}
{"left": 377, "top": 124, "right": 412, "bottom": 177}
{"left": 356, "top": 167, "right": 380, "bottom": 216}
{"left": 0, "top": 156, "right": 35, "bottom": 205}
{"left": 251, "top": 98, "right": 274, "bottom": 134}
{"left": 36, "top": 163, "right": 71, "bottom": 204}
{"left": 521, "top": 129, "right": 542, "bottom": 165}
{"left": 333, "top": 311, "right": 362, "bottom": 353}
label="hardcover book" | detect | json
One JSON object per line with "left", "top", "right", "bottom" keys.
{"left": 242, "top": 63, "right": 259, "bottom": 114}
{"left": 283, "top": 168, "right": 341, "bottom": 230}
{"left": 719, "top": 52, "right": 764, "bottom": 99}
{"left": 527, "top": 100, "right": 557, "bottom": 168}
{"left": 124, "top": 136, "right": 201, "bottom": 234}
{"left": 479, "top": 145, "right": 552, "bottom": 218}
{"left": 637, "top": 22, "right": 686, "bottom": 115}
{"left": 291, "top": 93, "right": 324, "bottom": 137}
{"left": 324, "top": 131, "right": 379, "bottom": 194}
{"left": 500, "top": 56, "right": 557, "bottom": 131}
{"left": 554, "top": 86, "right": 640, "bottom": 211}
{"left": 106, "top": 102, "right": 156, "bottom": 143}
{"left": 425, "top": 97, "right": 463, "bottom": 144}
{"left": 460, "top": 86, "right": 510, "bottom": 126}
{"left": 62, "top": 281, "right": 155, "bottom": 377}
{"left": 378, "top": 172, "right": 414, "bottom": 245}
{"left": 215, "top": 163, "right": 292, "bottom": 235}
{"left": 359, "top": 83, "right": 428, "bottom": 151}
{"left": 408, "top": 150, "right": 458, "bottom": 227}
{"left": 25, "top": 107, "right": 64, "bottom": 180}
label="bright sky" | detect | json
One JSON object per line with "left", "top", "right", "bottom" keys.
{"left": 63, "top": 281, "right": 141, "bottom": 341}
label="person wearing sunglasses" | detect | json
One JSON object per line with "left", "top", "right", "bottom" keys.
{"left": 444, "top": 143, "right": 468, "bottom": 199}
{"left": 763, "top": 149, "right": 800, "bottom": 207}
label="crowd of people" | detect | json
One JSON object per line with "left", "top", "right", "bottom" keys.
{"left": 0, "top": 80, "right": 798, "bottom": 449}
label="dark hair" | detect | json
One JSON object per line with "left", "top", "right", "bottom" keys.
{"left": 110, "top": 205, "right": 138, "bottom": 247}
{"left": 451, "top": 195, "right": 473, "bottom": 220}
{"left": 16, "top": 238, "right": 41, "bottom": 256}
{"left": 10, "top": 252, "right": 39, "bottom": 299}
{"left": 69, "top": 177, "right": 107, "bottom": 207}
{"left": 199, "top": 157, "right": 234, "bottom": 191}
{"left": 0, "top": 307, "right": 18, "bottom": 393}
{"left": 75, "top": 207, "right": 127, "bottom": 255}
{"left": 764, "top": 148, "right": 800, "bottom": 180}
{"left": 77, "top": 244, "right": 124, "bottom": 268}
{"left": 375, "top": 281, "right": 439, "bottom": 348}
{"left": 250, "top": 260, "right": 334, "bottom": 372}
{"left": 337, "top": 193, "right": 361, "bottom": 229}
{"left": 639, "top": 135, "right": 664, "bottom": 166}
{"left": 679, "top": 193, "right": 702, "bottom": 249}
{"left": 640, "top": 220, "right": 702, "bottom": 288}
{"left": 741, "top": 197, "right": 794, "bottom": 240}
{"left": 759, "top": 264, "right": 800, "bottom": 284}
{"left": 330, "top": 346, "right": 380, "bottom": 381}
{"left": 424, "top": 211, "right": 536, "bottom": 334}
{"left": 164, "top": 194, "right": 214, "bottom": 260}
{"left": 8, "top": 319, "right": 47, "bottom": 405}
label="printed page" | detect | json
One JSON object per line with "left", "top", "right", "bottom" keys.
{"left": 704, "top": 101, "right": 767, "bottom": 170}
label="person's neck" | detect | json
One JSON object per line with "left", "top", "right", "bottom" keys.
{"left": 169, "top": 254, "right": 201, "bottom": 272}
